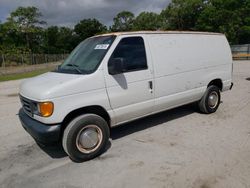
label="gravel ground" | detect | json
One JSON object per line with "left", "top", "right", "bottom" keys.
{"left": 0, "top": 61, "right": 250, "bottom": 188}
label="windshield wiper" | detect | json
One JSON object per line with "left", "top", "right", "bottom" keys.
{"left": 65, "top": 63, "right": 84, "bottom": 74}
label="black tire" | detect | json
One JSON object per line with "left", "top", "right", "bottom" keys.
{"left": 198, "top": 85, "right": 221, "bottom": 114}
{"left": 62, "top": 114, "right": 110, "bottom": 162}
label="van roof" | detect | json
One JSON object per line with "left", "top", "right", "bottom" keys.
{"left": 96, "top": 31, "right": 223, "bottom": 37}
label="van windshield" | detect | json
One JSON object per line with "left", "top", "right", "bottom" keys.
{"left": 56, "top": 35, "right": 116, "bottom": 74}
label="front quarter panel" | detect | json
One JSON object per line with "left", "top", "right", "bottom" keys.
{"left": 33, "top": 70, "right": 112, "bottom": 124}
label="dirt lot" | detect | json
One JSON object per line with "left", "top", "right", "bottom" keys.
{"left": 0, "top": 61, "right": 250, "bottom": 188}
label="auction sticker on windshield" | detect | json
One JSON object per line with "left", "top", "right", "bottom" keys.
{"left": 94, "top": 44, "right": 109, "bottom": 50}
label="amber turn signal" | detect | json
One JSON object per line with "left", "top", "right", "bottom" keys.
{"left": 38, "top": 102, "right": 54, "bottom": 117}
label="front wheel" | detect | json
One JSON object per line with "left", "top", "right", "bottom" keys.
{"left": 62, "top": 114, "right": 110, "bottom": 162}
{"left": 198, "top": 85, "right": 221, "bottom": 114}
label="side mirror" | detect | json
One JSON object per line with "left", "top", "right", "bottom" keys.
{"left": 108, "top": 58, "right": 125, "bottom": 75}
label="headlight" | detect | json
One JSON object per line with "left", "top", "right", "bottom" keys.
{"left": 37, "top": 102, "right": 54, "bottom": 117}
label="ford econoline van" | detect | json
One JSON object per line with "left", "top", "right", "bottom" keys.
{"left": 19, "top": 31, "right": 233, "bottom": 161}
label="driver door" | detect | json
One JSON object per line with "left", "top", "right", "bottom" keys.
{"left": 104, "top": 36, "right": 154, "bottom": 125}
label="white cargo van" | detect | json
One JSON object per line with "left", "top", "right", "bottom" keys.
{"left": 19, "top": 31, "right": 233, "bottom": 161}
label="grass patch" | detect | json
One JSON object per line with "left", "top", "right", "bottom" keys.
{"left": 0, "top": 69, "right": 51, "bottom": 82}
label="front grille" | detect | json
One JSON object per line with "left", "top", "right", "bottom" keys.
{"left": 20, "top": 95, "right": 35, "bottom": 117}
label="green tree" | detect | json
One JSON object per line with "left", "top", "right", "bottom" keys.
{"left": 43, "top": 26, "right": 75, "bottom": 54}
{"left": 57, "top": 27, "right": 75, "bottom": 52}
{"left": 160, "top": 0, "right": 250, "bottom": 44}
{"left": 6, "top": 6, "right": 46, "bottom": 52}
{"left": 1, "top": 1, "right": 250, "bottom": 55}
{"left": 0, "top": 21, "right": 2, "bottom": 44}
{"left": 238, "top": 26, "right": 250, "bottom": 44}
{"left": 0, "top": 20, "right": 28, "bottom": 54}
{"left": 161, "top": 0, "right": 205, "bottom": 30}
{"left": 74, "top": 18, "right": 107, "bottom": 41}
{"left": 111, "top": 11, "right": 134, "bottom": 31}
{"left": 238, "top": 0, "right": 250, "bottom": 44}
{"left": 44, "top": 26, "right": 59, "bottom": 53}
{"left": 133, "top": 12, "right": 161, "bottom": 31}
{"left": 196, "top": 0, "right": 250, "bottom": 44}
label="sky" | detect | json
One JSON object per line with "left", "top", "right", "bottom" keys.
{"left": 0, "top": 0, "right": 171, "bottom": 27}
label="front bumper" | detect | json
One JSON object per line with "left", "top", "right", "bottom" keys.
{"left": 19, "top": 108, "right": 61, "bottom": 144}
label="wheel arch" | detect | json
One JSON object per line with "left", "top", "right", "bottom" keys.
{"left": 61, "top": 105, "right": 111, "bottom": 134}
{"left": 207, "top": 79, "right": 223, "bottom": 91}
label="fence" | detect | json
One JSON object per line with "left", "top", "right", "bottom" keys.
{"left": 0, "top": 54, "right": 69, "bottom": 68}
{"left": 1, "top": 45, "right": 249, "bottom": 67}
{"left": 231, "top": 44, "right": 250, "bottom": 60}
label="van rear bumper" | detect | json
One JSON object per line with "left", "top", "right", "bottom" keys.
{"left": 230, "top": 82, "right": 233, "bottom": 90}
{"left": 222, "top": 80, "right": 233, "bottom": 91}
{"left": 18, "top": 108, "right": 61, "bottom": 144}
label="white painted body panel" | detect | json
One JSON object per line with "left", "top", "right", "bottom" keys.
{"left": 19, "top": 32, "right": 233, "bottom": 126}
{"left": 146, "top": 34, "right": 232, "bottom": 113}
{"left": 102, "top": 35, "right": 154, "bottom": 125}
{"left": 20, "top": 70, "right": 112, "bottom": 124}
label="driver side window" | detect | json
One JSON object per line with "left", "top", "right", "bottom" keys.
{"left": 109, "top": 37, "right": 147, "bottom": 73}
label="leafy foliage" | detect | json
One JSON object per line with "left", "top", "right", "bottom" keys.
{"left": 43, "top": 26, "right": 76, "bottom": 54}
{"left": 0, "top": 2, "right": 250, "bottom": 56}
{"left": 161, "top": 0, "right": 205, "bottom": 30}
{"left": 6, "top": 6, "right": 46, "bottom": 52}
{"left": 161, "top": 0, "right": 250, "bottom": 44}
{"left": 195, "top": 0, "right": 250, "bottom": 43}
{"left": 74, "top": 18, "right": 107, "bottom": 41}
{"left": 111, "top": 11, "right": 135, "bottom": 31}
{"left": 133, "top": 12, "right": 162, "bottom": 31}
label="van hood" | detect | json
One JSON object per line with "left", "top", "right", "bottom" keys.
{"left": 19, "top": 71, "right": 103, "bottom": 101}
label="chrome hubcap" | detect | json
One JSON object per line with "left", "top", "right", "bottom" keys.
{"left": 76, "top": 125, "right": 103, "bottom": 154}
{"left": 208, "top": 91, "right": 219, "bottom": 109}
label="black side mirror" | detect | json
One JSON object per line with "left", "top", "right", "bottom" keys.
{"left": 108, "top": 58, "right": 125, "bottom": 75}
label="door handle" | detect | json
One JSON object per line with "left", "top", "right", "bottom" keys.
{"left": 148, "top": 81, "right": 153, "bottom": 93}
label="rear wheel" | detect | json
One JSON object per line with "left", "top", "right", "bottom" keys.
{"left": 198, "top": 85, "right": 221, "bottom": 114}
{"left": 62, "top": 114, "right": 110, "bottom": 162}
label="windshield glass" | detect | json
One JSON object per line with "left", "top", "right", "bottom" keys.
{"left": 56, "top": 35, "right": 116, "bottom": 74}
